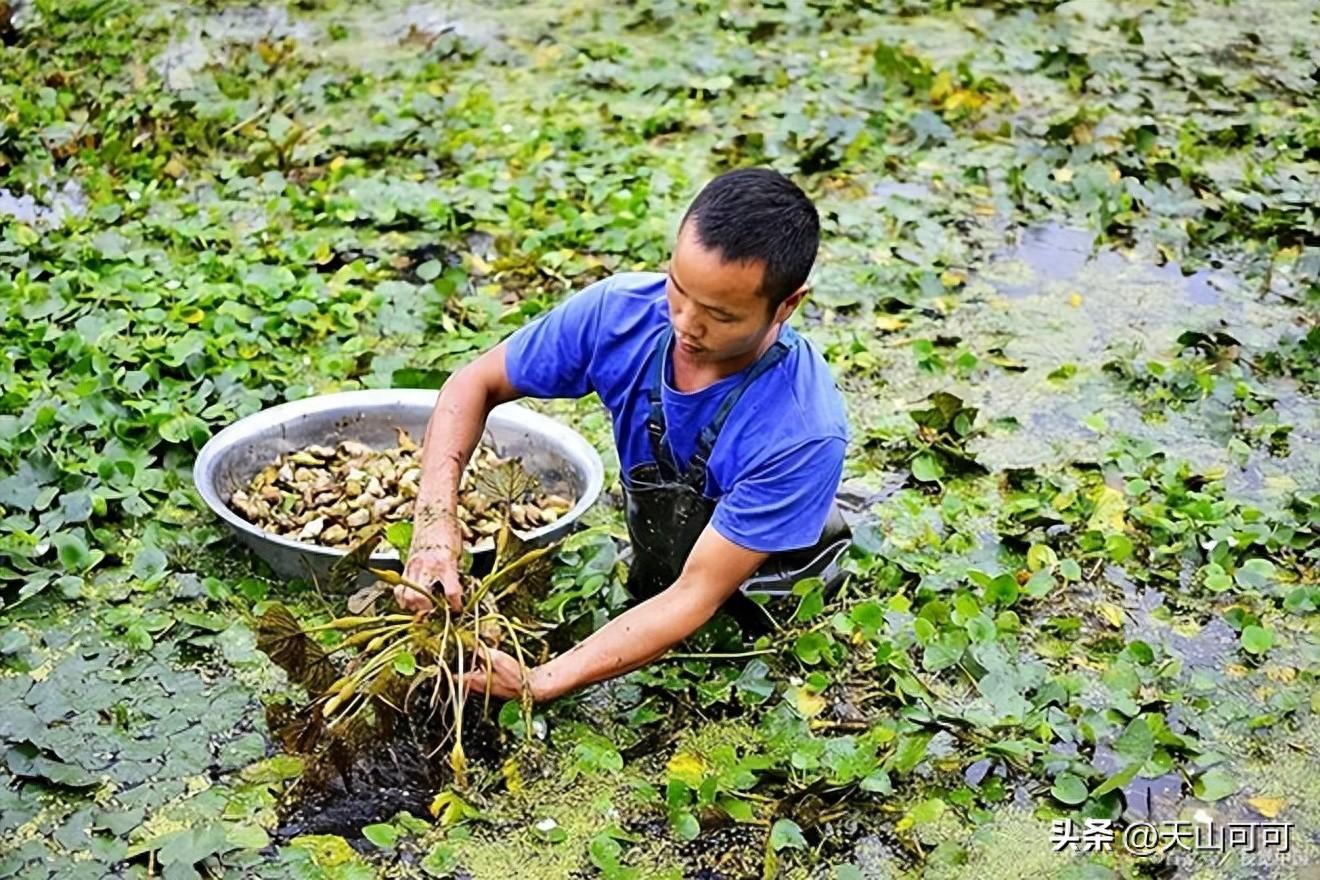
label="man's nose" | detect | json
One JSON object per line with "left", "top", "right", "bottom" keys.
{"left": 670, "top": 303, "right": 701, "bottom": 338}
{"left": 675, "top": 318, "right": 704, "bottom": 340}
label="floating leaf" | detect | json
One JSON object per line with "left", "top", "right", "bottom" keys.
{"left": 769, "top": 818, "right": 806, "bottom": 851}
{"left": 1086, "top": 486, "right": 1128, "bottom": 533}
{"left": 362, "top": 823, "right": 401, "bottom": 849}
{"left": 1051, "top": 774, "right": 1089, "bottom": 805}
{"left": 1240, "top": 625, "right": 1274, "bottom": 655}
{"left": 1194, "top": 767, "right": 1238, "bottom": 802}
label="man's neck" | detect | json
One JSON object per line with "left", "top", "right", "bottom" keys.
{"left": 671, "top": 323, "right": 782, "bottom": 393}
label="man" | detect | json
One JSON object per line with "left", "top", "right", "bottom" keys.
{"left": 396, "top": 167, "right": 850, "bottom": 702}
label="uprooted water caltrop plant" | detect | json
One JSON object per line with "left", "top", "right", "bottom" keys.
{"left": 256, "top": 462, "right": 559, "bottom": 797}
{"left": 0, "top": 0, "right": 1317, "bottom": 878}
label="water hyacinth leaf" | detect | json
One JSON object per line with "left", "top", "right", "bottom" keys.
{"left": 1194, "top": 767, "right": 1239, "bottom": 801}
{"left": 1202, "top": 563, "right": 1233, "bottom": 592}
{"left": 983, "top": 574, "right": 1019, "bottom": 607}
{"left": 1234, "top": 559, "right": 1275, "bottom": 589}
{"left": 1086, "top": 486, "right": 1128, "bottom": 533}
{"left": 792, "top": 578, "right": 826, "bottom": 622}
{"left": 362, "top": 822, "right": 401, "bottom": 849}
{"left": 421, "top": 842, "right": 459, "bottom": 877}
{"left": 910, "top": 453, "right": 943, "bottom": 483}
{"left": 896, "top": 798, "right": 945, "bottom": 832}
{"left": 719, "top": 796, "right": 756, "bottom": 823}
{"left": 393, "top": 367, "right": 451, "bottom": 390}
{"left": 225, "top": 823, "right": 270, "bottom": 851}
{"left": 786, "top": 630, "right": 828, "bottom": 664}
{"left": 1240, "top": 625, "right": 1274, "bottom": 655}
{"left": 151, "top": 823, "right": 231, "bottom": 866}
{"left": 670, "top": 811, "right": 700, "bottom": 841}
{"left": 1113, "top": 716, "right": 1155, "bottom": 764}
{"left": 1023, "top": 569, "right": 1054, "bottom": 599}
{"left": 849, "top": 600, "right": 884, "bottom": 640}
{"left": 770, "top": 818, "right": 806, "bottom": 850}
{"left": 1051, "top": 773, "right": 1089, "bottom": 805}
{"left": 1104, "top": 533, "right": 1133, "bottom": 562}
{"left": 922, "top": 629, "right": 967, "bottom": 671}
{"left": 52, "top": 532, "right": 100, "bottom": 572}
{"left": 889, "top": 732, "right": 934, "bottom": 773}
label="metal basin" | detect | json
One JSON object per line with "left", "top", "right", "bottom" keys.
{"left": 192, "top": 390, "right": 604, "bottom": 589}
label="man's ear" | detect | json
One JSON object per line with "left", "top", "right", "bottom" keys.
{"left": 774, "top": 285, "right": 809, "bottom": 323}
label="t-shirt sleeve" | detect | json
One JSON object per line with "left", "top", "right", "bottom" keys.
{"left": 711, "top": 435, "right": 845, "bottom": 553}
{"left": 503, "top": 278, "right": 609, "bottom": 399}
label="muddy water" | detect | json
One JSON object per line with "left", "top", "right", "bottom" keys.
{"left": 0, "top": 180, "right": 86, "bottom": 227}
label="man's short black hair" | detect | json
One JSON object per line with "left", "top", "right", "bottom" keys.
{"left": 680, "top": 167, "right": 820, "bottom": 309}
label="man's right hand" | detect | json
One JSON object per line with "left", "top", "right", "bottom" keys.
{"left": 399, "top": 548, "right": 463, "bottom": 613}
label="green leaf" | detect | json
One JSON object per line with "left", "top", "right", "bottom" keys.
{"left": 792, "top": 578, "right": 826, "bottom": 621}
{"left": 1104, "top": 533, "right": 1133, "bottom": 563}
{"left": 910, "top": 453, "right": 944, "bottom": 482}
{"left": 794, "top": 631, "right": 831, "bottom": 665}
{"left": 921, "top": 629, "right": 967, "bottom": 671}
{"left": 1234, "top": 559, "right": 1275, "bottom": 589}
{"left": 124, "top": 625, "right": 153, "bottom": 652}
{"left": 1091, "top": 762, "right": 1140, "bottom": 799}
{"left": 1193, "top": 767, "right": 1238, "bottom": 802}
{"left": 770, "top": 818, "right": 806, "bottom": 851}
{"left": 911, "top": 797, "right": 945, "bottom": 824}
{"left": 421, "top": 842, "right": 459, "bottom": 877}
{"left": 1113, "top": 716, "right": 1154, "bottom": 764}
{"left": 983, "top": 573, "right": 1019, "bottom": 607}
{"left": 1026, "top": 544, "right": 1058, "bottom": 571}
{"left": 718, "top": 796, "right": 755, "bottom": 823}
{"left": 1051, "top": 774, "right": 1089, "bottom": 805}
{"left": 52, "top": 532, "right": 98, "bottom": 572}
{"left": 1202, "top": 563, "right": 1233, "bottom": 592}
{"left": 889, "top": 732, "right": 933, "bottom": 773}
{"left": 670, "top": 811, "right": 700, "bottom": 841}
{"left": 393, "top": 651, "right": 417, "bottom": 676}
{"left": 156, "top": 823, "right": 230, "bottom": 866}
{"left": 1240, "top": 625, "right": 1274, "bottom": 655}
{"left": 225, "top": 823, "right": 270, "bottom": 851}
{"left": 385, "top": 520, "right": 414, "bottom": 556}
{"left": 1023, "top": 569, "right": 1054, "bottom": 599}
{"left": 362, "top": 822, "right": 401, "bottom": 849}
{"left": 392, "top": 368, "right": 450, "bottom": 390}
{"left": 1086, "top": 486, "right": 1127, "bottom": 533}
{"left": 849, "top": 600, "right": 884, "bottom": 640}
{"left": 158, "top": 413, "right": 209, "bottom": 445}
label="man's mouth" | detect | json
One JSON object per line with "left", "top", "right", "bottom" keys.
{"left": 677, "top": 336, "right": 703, "bottom": 353}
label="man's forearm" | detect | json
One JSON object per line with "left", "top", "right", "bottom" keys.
{"left": 528, "top": 578, "right": 726, "bottom": 702}
{"left": 410, "top": 370, "right": 496, "bottom": 555}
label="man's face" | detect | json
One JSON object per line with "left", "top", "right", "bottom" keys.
{"left": 665, "top": 221, "right": 802, "bottom": 364}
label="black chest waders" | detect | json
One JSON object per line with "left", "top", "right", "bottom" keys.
{"left": 621, "top": 325, "right": 851, "bottom": 631}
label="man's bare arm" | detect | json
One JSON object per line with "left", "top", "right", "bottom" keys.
{"left": 402, "top": 342, "right": 522, "bottom": 611}
{"left": 526, "top": 526, "right": 768, "bottom": 701}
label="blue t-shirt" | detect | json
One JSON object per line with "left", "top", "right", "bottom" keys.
{"left": 504, "top": 272, "right": 848, "bottom": 553}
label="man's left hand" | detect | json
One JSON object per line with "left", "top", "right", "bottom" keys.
{"left": 463, "top": 646, "right": 538, "bottom": 701}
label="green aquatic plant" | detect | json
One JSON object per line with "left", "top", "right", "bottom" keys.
{"left": 255, "top": 463, "right": 561, "bottom": 791}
